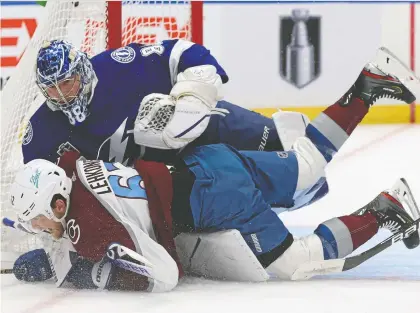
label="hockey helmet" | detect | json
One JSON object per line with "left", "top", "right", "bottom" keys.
{"left": 35, "top": 40, "right": 96, "bottom": 126}
{"left": 9, "top": 159, "right": 72, "bottom": 224}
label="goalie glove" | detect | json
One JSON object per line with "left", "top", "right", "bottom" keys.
{"left": 133, "top": 65, "right": 229, "bottom": 150}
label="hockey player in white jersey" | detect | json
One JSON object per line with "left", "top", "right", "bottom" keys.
{"left": 8, "top": 148, "right": 419, "bottom": 290}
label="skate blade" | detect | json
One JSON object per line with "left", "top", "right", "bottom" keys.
{"left": 390, "top": 178, "right": 420, "bottom": 221}
{"left": 372, "top": 47, "right": 420, "bottom": 97}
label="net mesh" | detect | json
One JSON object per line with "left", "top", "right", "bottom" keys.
{"left": 0, "top": 0, "right": 193, "bottom": 265}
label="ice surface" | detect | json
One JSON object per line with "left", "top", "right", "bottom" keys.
{"left": 2, "top": 125, "right": 420, "bottom": 313}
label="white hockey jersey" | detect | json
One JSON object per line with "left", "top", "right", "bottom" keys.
{"left": 55, "top": 151, "right": 181, "bottom": 292}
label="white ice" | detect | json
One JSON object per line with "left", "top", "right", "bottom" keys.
{"left": 1, "top": 125, "right": 420, "bottom": 313}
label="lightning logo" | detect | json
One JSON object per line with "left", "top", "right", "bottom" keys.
{"left": 98, "top": 118, "right": 131, "bottom": 165}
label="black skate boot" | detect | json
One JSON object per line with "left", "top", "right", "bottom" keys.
{"left": 353, "top": 178, "right": 420, "bottom": 249}
{"left": 339, "top": 47, "right": 418, "bottom": 108}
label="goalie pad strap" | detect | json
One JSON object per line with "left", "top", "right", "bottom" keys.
{"left": 257, "top": 232, "right": 294, "bottom": 268}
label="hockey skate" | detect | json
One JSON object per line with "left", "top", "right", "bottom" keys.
{"left": 353, "top": 178, "right": 420, "bottom": 249}
{"left": 340, "top": 47, "right": 419, "bottom": 107}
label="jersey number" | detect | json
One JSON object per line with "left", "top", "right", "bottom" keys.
{"left": 108, "top": 175, "right": 147, "bottom": 199}
{"left": 104, "top": 162, "right": 147, "bottom": 199}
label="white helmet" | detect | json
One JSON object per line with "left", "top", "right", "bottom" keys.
{"left": 10, "top": 159, "right": 72, "bottom": 223}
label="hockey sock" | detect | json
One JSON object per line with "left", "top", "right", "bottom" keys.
{"left": 314, "top": 212, "right": 379, "bottom": 260}
{"left": 305, "top": 88, "right": 368, "bottom": 162}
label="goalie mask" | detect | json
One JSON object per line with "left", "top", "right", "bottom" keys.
{"left": 35, "top": 40, "right": 96, "bottom": 126}
{"left": 9, "top": 159, "right": 72, "bottom": 228}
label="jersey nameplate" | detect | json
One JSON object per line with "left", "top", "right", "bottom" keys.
{"left": 80, "top": 160, "right": 112, "bottom": 195}
{"left": 140, "top": 44, "right": 165, "bottom": 57}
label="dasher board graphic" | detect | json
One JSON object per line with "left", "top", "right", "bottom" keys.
{"left": 279, "top": 9, "right": 321, "bottom": 89}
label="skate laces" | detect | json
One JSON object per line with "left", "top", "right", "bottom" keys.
{"left": 380, "top": 220, "right": 401, "bottom": 233}
{"left": 363, "top": 65, "right": 408, "bottom": 105}
{"left": 363, "top": 192, "right": 406, "bottom": 233}
{"left": 360, "top": 58, "right": 418, "bottom": 106}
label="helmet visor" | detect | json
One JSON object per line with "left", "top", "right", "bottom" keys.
{"left": 41, "top": 75, "right": 82, "bottom": 108}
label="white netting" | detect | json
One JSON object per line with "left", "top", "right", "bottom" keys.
{"left": 1, "top": 0, "right": 193, "bottom": 266}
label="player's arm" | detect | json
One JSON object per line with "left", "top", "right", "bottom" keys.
{"left": 133, "top": 40, "right": 229, "bottom": 150}
{"left": 13, "top": 239, "right": 86, "bottom": 288}
{"left": 22, "top": 104, "right": 75, "bottom": 164}
{"left": 13, "top": 235, "right": 178, "bottom": 292}
{"left": 170, "top": 39, "right": 228, "bottom": 83}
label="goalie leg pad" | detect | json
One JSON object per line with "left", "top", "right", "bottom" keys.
{"left": 265, "top": 234, "right": 324, "bottom": 280}
{"left": 272, "top": 110, "right": 310, "bottom": 151}
{"left": 267, "top": 212, "right": 380, "bottom": 280}
{"left": 293, "top": 136, "right": 327, "bottom": 191}
{"left": 174, "top": 230, "right": 269, "bottom": 282}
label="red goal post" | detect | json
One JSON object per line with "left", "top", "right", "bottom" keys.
{"left": 107, "top": 1, "right": 202, "bottom": 49}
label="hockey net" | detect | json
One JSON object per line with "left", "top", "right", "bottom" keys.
{"left": 0, "top": 0, "right": 202, "bottom": 270}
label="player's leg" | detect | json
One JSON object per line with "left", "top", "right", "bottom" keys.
{"left": 173, "top": 144, "right": 295, "bottom": 265}
{"left": 242, "top": 49, "right": 418, "bottom": 206}
{"left": 193, "top": 100, "right": 286, "bottom": 151}
{"left": 266, "top": 180, "right": 420, "bottom": 280}
{"left": 306, "top": 48, "right": 416, "bottom": 164}
{"left": 180, "top": 143, "right": 300, "bottom": 208}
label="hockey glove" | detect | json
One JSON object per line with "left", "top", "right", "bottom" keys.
{"left": 13, "top": 249, "right": 53, "bottom": 282}
{"left": 133, "top": 65, "right": 229, "bottom": 150}
{"left": 91, "top": 243, "right": 153, "bottom": 291}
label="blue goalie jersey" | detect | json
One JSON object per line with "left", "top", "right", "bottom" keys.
{"left": 23, "top": 39, "right": 229, "bottom": 165}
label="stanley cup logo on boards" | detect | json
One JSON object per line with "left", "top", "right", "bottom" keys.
{"left": 280, "top": 9, "right": 321, "bottom": 88}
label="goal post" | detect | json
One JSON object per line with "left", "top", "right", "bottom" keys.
{"left": 0, "top": 0, "right": 203, "bottom": 270}
{"left": 107, "top": 1, "right": 203, "bottom": 49}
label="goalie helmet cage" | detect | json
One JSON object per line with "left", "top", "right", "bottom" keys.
{"left": 0, "top": 0, "right": 203, "bottom": 271}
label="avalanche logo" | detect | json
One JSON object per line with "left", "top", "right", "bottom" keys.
{"left": 111, "top": 46, "right": 136, "bottom": 64}
{"left": 66, "top": 219, "right": 81, "bottom": 244}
